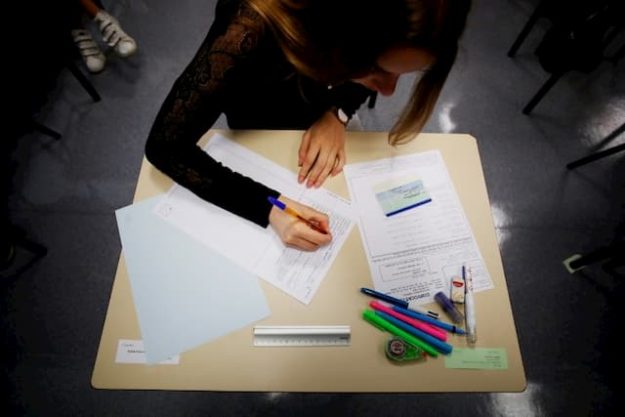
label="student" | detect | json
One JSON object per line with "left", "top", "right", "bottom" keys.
{"left": 145, "top": 0, "right": 471, "bottom": 251}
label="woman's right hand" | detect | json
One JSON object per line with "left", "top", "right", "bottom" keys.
{"left": 268, "top": 196, "right": 332, "bottom": 251}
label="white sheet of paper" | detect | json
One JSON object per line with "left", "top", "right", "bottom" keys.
{"left": 344, "top": 150, "right": 493, "bottom": 305}
{"left": 116, "top": 195, "right": 270, "bottom": 364}
{"left": 154, "top": 134, "right": 355, "bottom": 304}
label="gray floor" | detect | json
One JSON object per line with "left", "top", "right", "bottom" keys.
{"left": 3, "top": 0, "right": 624, "bottom": 415}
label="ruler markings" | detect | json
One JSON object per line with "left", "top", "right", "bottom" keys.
{"left": 253, "top": 325, "right": 351, "bottom": 347}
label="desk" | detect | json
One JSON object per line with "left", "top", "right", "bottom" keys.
{"left": 92, "top": 130, "right": 526, "bottom": 392}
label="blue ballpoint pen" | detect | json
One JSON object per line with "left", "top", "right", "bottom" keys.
{"left": 392, "top": 305, "right": 466, "bottom": 335}
{"left": 360, "top": 287, "right": 439, "bottom": 319}
{"left": 267, "top": 196, "right": 327, "bottom": 234}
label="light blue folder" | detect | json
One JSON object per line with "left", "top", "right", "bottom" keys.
{"left": 115, "top": 195, "right": 270, "bottom": 364}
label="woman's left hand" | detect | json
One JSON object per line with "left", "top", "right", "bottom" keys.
{"left": 298, "top": 110, "right": 346, "bottom": 188}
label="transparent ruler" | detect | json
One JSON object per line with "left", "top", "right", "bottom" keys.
{"left": 253, "top": 325, "right": 351, "bottom": 347}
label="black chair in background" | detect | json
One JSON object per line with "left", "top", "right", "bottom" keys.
{"left": 563, "top": 223, "right": 625, "bottom": 278}
{"left": 32, "top": 45, "right": 102, "bottom": 141}
{"left": 566, "top": 122, "right": 625, "bottom": 169}
{"left": 562, "top": 120, "right": 625, "bottom": 277}
{"left": 508, "top": 0, "right": 624, "bottom": 115}
{"left": 13, "top": 1, "right": 101, "bottom": 141}
{"left": 3, "top": 1, "right": 101, "bottom": 278}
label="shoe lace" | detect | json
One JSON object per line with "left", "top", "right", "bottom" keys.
{"left": 97, "top": 14, "right": 132, "bottom": 47}
{"left": 72, "top": 29, "right": 101, "bottom": 58}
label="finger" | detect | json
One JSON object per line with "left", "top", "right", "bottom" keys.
{"left": 331, "top": 149, "right": 346, "bottom": 176}
{"left": 306, "top": 148, "right": 334, "bottom": 188}
{"left": 313, "top": 163, "right": 334, "bottom": 188}
{"left": 289, "top": 216, "right": 332, "bottom": 242}
{"left": 309, "top": 152, "right": 336, "bottom": 188}
{"left": 298, "top": 145, "right": 320, "bottom": 185}
{"left": 283, "top": 235, "right": 319, "bottom": 251}
{"left": 298, "top": 131, "right": 312, "bottom": 167}
{"left": 309, "top": 221, "right": 331, "bottom": 235}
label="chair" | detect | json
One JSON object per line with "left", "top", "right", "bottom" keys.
{"left": 566, "top": 122, "right": 625, "bottom": 169}
{"left": 66, "top": 59, "right": 101, "bottom": 103}
{"left": 32, "top": 58, "right": 102, "bottom": 140}
{"left": 0, "top": 224, "right": 48, "bottom": 282}
{"left": 14, "top": 0, "right": 101, "bottom": 141}
{"left": 508, "top": 0, "right": 624, "bottom": 115}
{"left": 562, "top": 122, "right": 625, "bottom": 276}
{"left": 563, "top": 227, "right": 625, "bottom": 278}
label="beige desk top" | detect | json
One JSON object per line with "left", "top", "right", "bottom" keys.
{"left": 92, "top": 130, "right": 526, "bottom": 392}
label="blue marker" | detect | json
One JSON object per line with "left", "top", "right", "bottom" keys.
{"left": 360, "top": 287, "right": 439, "bottom": 318}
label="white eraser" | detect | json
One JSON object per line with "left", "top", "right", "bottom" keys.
{"left": 450, "top": 275, "right": 465, "bottom": 304}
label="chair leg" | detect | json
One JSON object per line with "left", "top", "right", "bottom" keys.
{"left": 567, "top": 143, "right": 625, "bottom": 169}
{"left": 564, "top": 242, "right": 625, "bottom": 272}
{"left": 567, "top": 123, "right": 625, "bottom": 169}
{"left": 523, "top": 72, "right": 562, "bottom": 115}
{"left": 507, "top": 0, "right": 547, "bottom": 57}
{"left": 31, "top": 121, "right": 62, "bottom": 140}
{"left": 0, "top": 225, "right": 48, "bottom": 280}
{"left": 610, "top": 44, "right": 625, "bottom": 64}
{"left": 66, "top": 61, "right": 101, "bottom": 102}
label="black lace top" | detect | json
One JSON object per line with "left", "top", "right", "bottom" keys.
{"left": 145, "top": 1, "right": 370, "bottom": 227}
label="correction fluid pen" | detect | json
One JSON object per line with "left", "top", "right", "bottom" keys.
{"left": 464, "top": 266, "right": 477, "bottom": 345}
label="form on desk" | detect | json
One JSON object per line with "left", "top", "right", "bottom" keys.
{"left": 344, "top": 150, "right": 493, "bottom": 305}
{"left": 154, "top": 134, "right": 355, "bottom": 305}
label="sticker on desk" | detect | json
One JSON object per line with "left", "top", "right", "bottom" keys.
{"left": 373, "top": 176, "right": 431, "bottom": 217}
{"left": 444, "top": 347, "right": 508, "bottom": 370}
{"left": 115, "top": 339, "right": 180, "bottom": 365}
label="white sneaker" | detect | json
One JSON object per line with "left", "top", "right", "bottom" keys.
{"left": 94, "top": 11, "right": 137, "bottom": 58}
{"left": 71, "top": 29, "right": 106, "bottom": 73}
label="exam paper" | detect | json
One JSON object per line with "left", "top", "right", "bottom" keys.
{"left": 344, "top": 150, "right": 493, "bottom": 305}
{"left": 154, "top": 134, "right": 355, "bottom": 304}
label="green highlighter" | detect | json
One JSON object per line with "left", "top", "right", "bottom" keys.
{"left": 362, "top": 309, "right": 439, "bottom": 357}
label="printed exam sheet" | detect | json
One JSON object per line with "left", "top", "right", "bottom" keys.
{"left": 154, "top": 134, "right": 354, "bottom": 304}
{"left": 344, "top": 150, "right": 493, "bottom": 305}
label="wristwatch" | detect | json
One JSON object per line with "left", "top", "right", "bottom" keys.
{"left": 333, "top": 107, "right": 349, "bottom": 126}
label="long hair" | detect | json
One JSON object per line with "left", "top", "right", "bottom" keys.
{"left": 246, "top": 0, "right": 471, "bottom": 144}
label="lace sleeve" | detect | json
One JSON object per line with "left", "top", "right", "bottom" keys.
{"left": 145, "top": 7, "right": 279, "bottom": 227}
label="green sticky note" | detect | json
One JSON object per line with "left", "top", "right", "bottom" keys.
{"left": 444, "top": 348, "right": 508, "bottom": 370}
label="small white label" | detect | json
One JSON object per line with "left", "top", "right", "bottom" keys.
{"left": 115, "top": 339, "right": 180, "bottom": 365}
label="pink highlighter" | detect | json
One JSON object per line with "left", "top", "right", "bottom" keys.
{"left": 369, "top": 300, "right": 447, "bottom": 341}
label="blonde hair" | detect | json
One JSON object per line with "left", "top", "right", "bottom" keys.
{"left": 246, "top": 0, "right": 471, "bottom": 144}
